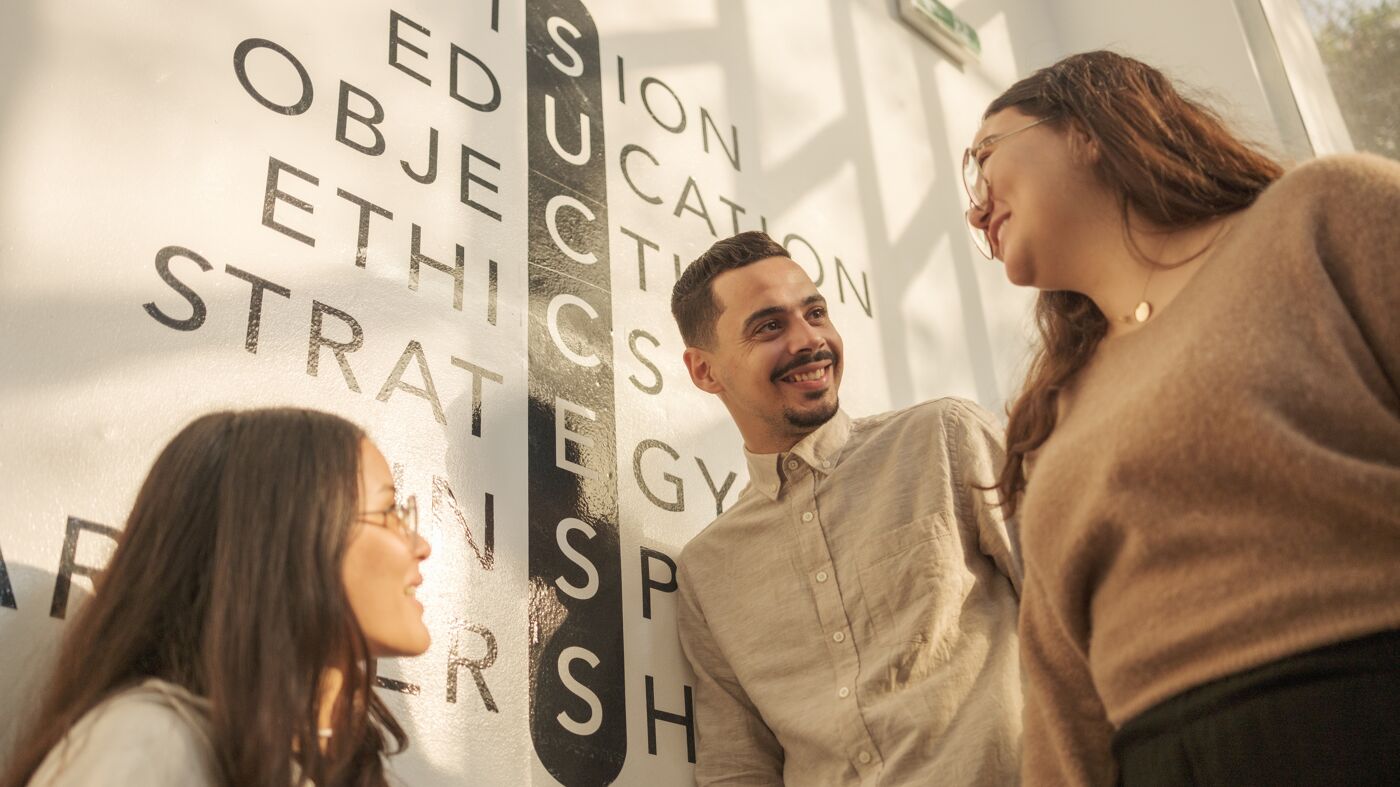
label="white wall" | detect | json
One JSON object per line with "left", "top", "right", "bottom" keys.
{"left": 0, "top": 1, "right": 1292, "bottom": 785}
{"left": 1036, "top": 0, "right": 1290, "bottom": 155}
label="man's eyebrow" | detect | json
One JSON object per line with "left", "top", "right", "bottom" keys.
{"left": 740, "top": 295, "right": 827, "bottom": 333}
{"left": 741, "top": 305, "right": 785, "bottom": 333}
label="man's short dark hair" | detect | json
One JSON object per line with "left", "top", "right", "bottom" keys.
{"left": 671, "top": 231, "right": 790, "bottom": 348}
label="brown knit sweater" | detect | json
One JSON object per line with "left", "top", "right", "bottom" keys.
{"left": 1018, "top": 153, "right": 1400, "bottom": 786}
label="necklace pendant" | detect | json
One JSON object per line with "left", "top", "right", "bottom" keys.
{"left": 1133, "top": 301, "right": 1153, "bottom": 323}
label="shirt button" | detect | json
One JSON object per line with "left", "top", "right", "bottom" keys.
{"left": 858, "top": 751, "right": 872, "bottom": 764}
{"left": 801, "top": 511, "right": 814, "bottom": 522}
{"left": 837, "top": 686, "right": 850, "bottom": 699}
{"left": 833, "top": 631, "right": 846, "bottom": 643}
{"left": 822, "top": 460, "right": 831, "bottom": 469}
{"left": 786, "top": 459, "right": 799, "bottom": 471}
{"left": 815, "top": 570, "right": 829, "bottom": 582}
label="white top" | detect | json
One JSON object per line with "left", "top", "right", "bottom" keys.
{"left": 29, "top": 679, "right": 220, "bottom": 786}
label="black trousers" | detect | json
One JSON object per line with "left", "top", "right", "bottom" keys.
{"left": 1113, "top": 629, "right": 1400, "bottom": 787}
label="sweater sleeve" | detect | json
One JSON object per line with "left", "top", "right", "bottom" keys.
{"left": 1312, "top": 153, "right": 1400, "bottom": 395}
{"left": 1020, "top": 569, "right": 1118, "bottom": 787}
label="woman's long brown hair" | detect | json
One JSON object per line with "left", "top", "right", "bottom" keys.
{"left": 988, "top": 51, "right": 1283, "bottom": 516}
{"left": 1, "top": 408, "right": 408, "bottom": 787}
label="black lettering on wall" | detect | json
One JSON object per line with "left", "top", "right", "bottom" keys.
{"left": 487, "top": 259, "right": 499, "bottom": 325}
{"left": 388, "top": 10, "right": 433, "bottom": 87}
{"left": 225, "top": 264, "right": 291, "bottom": 353}
{"left": 782, "top": 232, "right": 824, "bottom": 288}
{"left": 717, "top": 194, "right": 746, "bottom": 236}
{"left": 0, "top": 540, "right": 15, "bottom": 610}
{"left": 526, "top": 1, "right": 626, "bottom": 783}
{"left": 619, "top": 225, "right": 659, "bottom": 290}
{"left": 835, "top": 256, "right": 873, "bottom": 317}
{"left": 696, "top": 457, "right": 737, "bottom": 516}
{"left": 336, "top": 188, "right": 394, "bottom": 268}
{"left": 626, "top": 329, "right": 662, "bottom": 395}
{"left": 375, "top": 677, "right": 422, "bottom": 695}
{"left": 639, "top": 547, "right": 677, "bottom": 620}
{"left": 233, "top": 38, "right": 313, "bottom": 116}
{"left": 263, "top": 157, "right": 318, "bottom": 247}
{"left": 673, "top": 176, "right": 716, "bottom": 236}
{"left": 51, "top": 517, "right": 119, "bottom": 620}
{"left": 640, "top": 76, "right": 685, "bottom": 134}
{"left": 450, "top": 44, "right": 502, "bottom": 112}
{"left": 619, "top": 144, "right": 662, "bottom": 207}
{"left": 447, "top": 624, "right": 499, "bottom": 711}
{"left": 461, "top": 145, "right": 503, "bottom": 221}
{"left": 336, "top": 81, "right": 387, "bottom": 156}
{"left": 700, "top": 107, "right": 740, "bottom": 172}
{"left": 307, "top": 301, "right": 364, "bottom": 392}
{"left": 402, "top": 127, "right": 440, "bottom": 184}
{"left": 143, "top": 245, "right": 212, "bottom": 331}
{"left": 644, "top": 676, "right": 695, "bottom": 764}
{"left": 376, "top": 340, "right": 447, "bottom": 424}
{"left": 450, "top": 357, "right": 505, "bottom": 436}
{"left": 409, "top": 224, "right": 465, "bottom": 311}
{"left": 634, "top": 440, "right": 683, "bottom": 513}
{"left": 432, "top": 477, "right": 494, "bottom": 570}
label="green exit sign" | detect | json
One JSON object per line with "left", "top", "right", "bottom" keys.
{"left": 900, "top": 0, "right": 982, "bottom": 64}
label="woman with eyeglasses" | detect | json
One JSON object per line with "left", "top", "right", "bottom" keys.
{"left": 963, "top": 51, "right": 1400, "bottom": 785}
{"left": 2, "top": 408, "right": 431, "bottom": 787}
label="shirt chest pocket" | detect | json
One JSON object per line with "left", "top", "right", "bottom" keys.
{"left": 855, "top": 512, "right": 962, "bottom": 648}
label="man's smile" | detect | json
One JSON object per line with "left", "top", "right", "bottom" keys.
{"left": 778, "top": 360, "right": 833, "bottom": 390}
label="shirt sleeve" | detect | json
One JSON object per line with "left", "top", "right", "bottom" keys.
{"left": 1020, "top": 570, "right": 1119, "bottom": 787}
{"left": 29, "top": 695, "right": 219, "bottom": 787}
{"left": 1314, "top": 153, "right": 1400, "bottom": 394}
{"left": 676, "top": 559, "right": 785, "bottom": 786}
{"left": 947, "top": 399, "right": 1023, "bottom": 594}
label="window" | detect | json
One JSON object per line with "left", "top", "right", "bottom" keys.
{"left": 1299, "top": 0, "right": 1399, "bottom": 159}
{"left": 1240, "top": 0, "right": 1398, "bottom": 160}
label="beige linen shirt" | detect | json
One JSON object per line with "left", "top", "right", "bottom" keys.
{"left": 677, "top": 398, "right": 1023, "bottom": 786}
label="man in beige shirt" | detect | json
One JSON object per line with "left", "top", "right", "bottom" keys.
{"left": 670, "top": 231, "right": 1022, "bottom": 786}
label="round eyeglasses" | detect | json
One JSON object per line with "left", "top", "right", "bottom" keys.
{"left": 357, "top": 495, "right": 419, "bottom": 543}
{"left": 960, "top": 115, "right": 1054, "bottom": 258}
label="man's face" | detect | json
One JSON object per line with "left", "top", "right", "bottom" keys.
{"left": 690, "top": 256, "right": 844, "bottom": 449}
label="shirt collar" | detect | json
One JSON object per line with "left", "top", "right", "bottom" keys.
{"left": 743, "top": 410, "right": 852, "bottom": 501}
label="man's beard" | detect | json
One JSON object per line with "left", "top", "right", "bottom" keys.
{"left": 783, "top": 395, "right": 839, "bottom": 430}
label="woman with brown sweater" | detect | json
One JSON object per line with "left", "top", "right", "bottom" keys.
{"left": 963, "top": 51, "right": 1400, "bottom": 785}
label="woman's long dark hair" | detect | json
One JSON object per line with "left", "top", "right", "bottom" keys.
{"left": 1, "top": 408, "right": 407, "bottom": 787}
{"left": 988, "top": 51, "right": 1284, "bottom": 515}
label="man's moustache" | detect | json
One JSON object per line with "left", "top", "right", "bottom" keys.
{"left": 772, "top": 350, "right": 838, "bottom": 382}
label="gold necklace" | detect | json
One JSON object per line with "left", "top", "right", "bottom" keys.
{"left": 1124, "top": 216, "right": 1236, "bottom": 325}
{"left": 1131, "top": 267, "right": 1155, "bottom": 324}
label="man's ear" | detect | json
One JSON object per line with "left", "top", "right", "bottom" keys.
{"left": 683, "top": 346, "right": 725, "bottom": 395}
